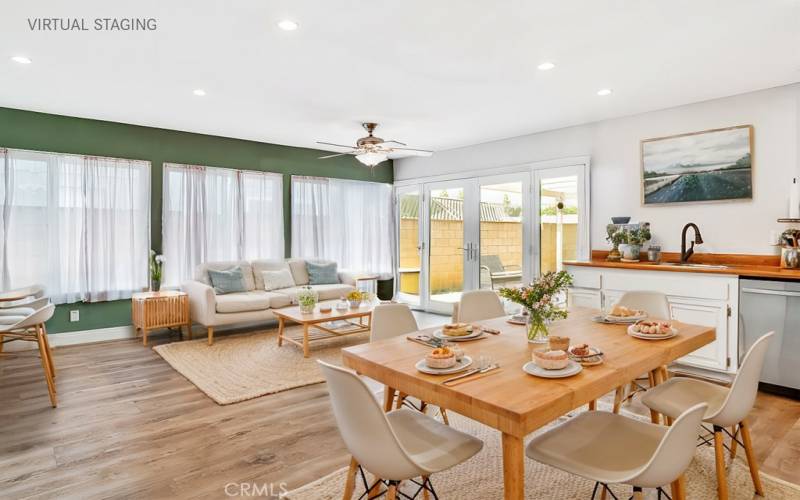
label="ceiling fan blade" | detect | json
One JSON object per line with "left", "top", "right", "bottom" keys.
{"left": 316, "top": 141, "right": 357, "bottom": 149}
{"left": 382, "top": 139, "right": 407, "bottom": 147}
{"left": 389, "top": 147, "right": 433, "bottom": 157}
{"left": 318, "top": 152, "right": 356, "bottom": 159}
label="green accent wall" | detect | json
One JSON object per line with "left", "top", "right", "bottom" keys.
{"left": 0, "top": 106, "right": 393, "bottom": 333}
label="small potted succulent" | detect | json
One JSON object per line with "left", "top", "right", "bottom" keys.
{"left": 605, "top": 225, "right": 625, "bottom": 262}
{"left": 297, "top": 286, "right": 318, "bottom": 314}
{"left": 346, "top": 290, "right": 364, "bottom": 308}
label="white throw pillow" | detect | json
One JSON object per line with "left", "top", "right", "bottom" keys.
{"left": 262, "top": 269, "right": 295, "bottom": 291}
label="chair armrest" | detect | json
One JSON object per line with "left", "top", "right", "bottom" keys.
{"left": 181, "top": 280, "right": 216, "bottom": 326}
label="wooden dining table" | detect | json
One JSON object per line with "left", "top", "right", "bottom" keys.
{"left": 341, "top": 306, "right": 716, "bottom": 500}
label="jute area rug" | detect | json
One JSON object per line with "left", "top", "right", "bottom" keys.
{"left": 286, "top": 409, "right": 800, "bottom": 500}
{"left": 153, "top": 325, "right": 368, "bottom": 405}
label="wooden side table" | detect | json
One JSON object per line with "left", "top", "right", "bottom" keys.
{"left": 132, "top": 291, "right": 191, "bottom": 346}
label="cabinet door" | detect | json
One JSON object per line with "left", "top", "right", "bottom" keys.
{"left": 568, "top": 288, "right": 601, "bottom": 309}
{"left": 669, "top": 299, "right": 729, "bottom": 371}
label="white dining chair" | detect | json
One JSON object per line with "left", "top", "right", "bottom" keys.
{"left": 526, "top": 403, "right": 707, "bottom": 500}
{"left": 609, "top": 290, "right": 672, "bottom": 414}
{"left": 454, "top": 290, "right": 505, "bottom": 323}
{"left": 0, "top": 303, "right": 57, "bottom": 407}
{"left": 370, "top": 303, "right": 450, "bottom": 424}
{"left": 318, "top": 360, "right": 483, "bottom": 500}
{"left": 641, "top": 331, "right": 774, "bottom": 500}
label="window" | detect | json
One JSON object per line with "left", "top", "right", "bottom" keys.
{"left": 0, "top": 148, "right": 151, "bottom": 303}
{"left": 291, "top": 176, "right": 394, "bottom": 275}
{"left": 162, "top": 163, "right": 283, "bottom": 287}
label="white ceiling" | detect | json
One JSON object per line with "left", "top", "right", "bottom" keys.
{"left": 1, "top": 1, "right": 799, "bottom": 155}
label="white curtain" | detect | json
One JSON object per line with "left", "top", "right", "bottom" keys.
{"left": 162, "top": 163, "right": 283, "bottom": 287}
{"left": 291, "top": 176, "right": 394, "bottom": 275}
{"left": 0, "top": 148, "right": 151, "bottom": 304}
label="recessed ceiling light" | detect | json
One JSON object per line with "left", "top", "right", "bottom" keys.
{"left": 193, "top": 89, "right": 206, "bottom": 96}
{"left": 278, "top": 19, "right": 299, "bottom": 31}
{"left": 537, "top": 62, "right": 555, "bottom": 71}
{"left": 596, "top": 88, "right": 613, "bottom": 96}
{"left": 11, "top": 56, "right": 32, "bottom": 64}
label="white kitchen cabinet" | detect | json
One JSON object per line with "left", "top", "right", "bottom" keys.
{"left": 564, "top": 265, "right": 738, "bottom": 374}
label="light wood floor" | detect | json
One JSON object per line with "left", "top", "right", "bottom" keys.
{"left": 1, "top": 319, "right": 799, "bottom": 499}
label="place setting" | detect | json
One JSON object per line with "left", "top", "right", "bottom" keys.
{"left": 522, "top": 335, "right": 605, "bottom": 378}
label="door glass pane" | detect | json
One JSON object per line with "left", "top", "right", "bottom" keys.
{"left": 398, "top": 191, "right": 421, "bottom": 304}
{"left": 429, "top": 187, "right": 464, "bottom": 304}
{"left": 540, "top": 175, "right": 579, "bottom": 273}
{"left": 480, "top": 182, "right": 523, "bottom": 290}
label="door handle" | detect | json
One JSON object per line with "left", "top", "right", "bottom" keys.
{"left": 741, "top": 287, "right": 800, "bottom": 297}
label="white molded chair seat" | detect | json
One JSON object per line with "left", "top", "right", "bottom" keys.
{"left": 386, "top": 409, "right": 483, "bottom": 473}
{"left": 527, "top": 404, "right": 707, "bottom": 494}
{"left": 640, "top": 377, "right": 728, "bottom": 422}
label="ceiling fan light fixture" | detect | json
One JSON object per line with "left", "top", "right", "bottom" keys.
{"left": 355, "top": 151, "right": 388, "bottom": 167}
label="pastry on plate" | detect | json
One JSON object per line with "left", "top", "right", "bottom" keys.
{"left": 631, "top": 320, "right": 672, "bottom": 335}
{"left": 426, "top": 347, "right": 457, "bottom": 369}
{"left": 569, "top": 343, "right": 592, "bottom": 357}
{"left": 609, "top": 305, "right": 642, "bottom": 317}
{"left": 532, "top": 349, "right": 569, "bottom": 370}
{"left": 442, "top": 322, "right": 473, "bottom": 337}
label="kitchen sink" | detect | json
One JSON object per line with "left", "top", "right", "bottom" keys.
{"left": 657, "top": 262, "right": 730, "bottom": 270}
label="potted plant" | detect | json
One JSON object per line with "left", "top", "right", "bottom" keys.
{"left": 499, "top": 270, "right": 573, "bottom": 343}
{"left": 621, "top": 225, "right": 652, "bottom": 261}
{"left": 297, "top": 286, "right": 318, "bottom": 314}
{"left": 605, "top": 225, "right": 625, "bottom": 262}
{"left": 149, "top": 250, "right": 165, "bottom": 292}
{"left": 347, "top": 290, "right": 364, "bottom": 308}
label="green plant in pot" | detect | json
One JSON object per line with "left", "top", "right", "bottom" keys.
{"left": 621, "top": 225, "right": 651, "bottom": 261}
{"left": 149, "top": 250, "right": 165, "bottom": 292}
{"left": 499, "top": 271, "right": 573, "bottom": 343}
{"left": 606, "top": 225, "right": 625, "bottom": 262}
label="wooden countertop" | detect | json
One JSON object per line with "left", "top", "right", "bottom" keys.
{"left": 564, "top": 250, "right": 800, "bottom": 280}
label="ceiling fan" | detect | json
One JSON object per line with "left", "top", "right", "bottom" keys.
{"left": 317, "top": 123, "right": 433, "bottom": 167}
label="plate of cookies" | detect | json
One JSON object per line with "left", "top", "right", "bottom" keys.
{"left": 433, "top": 322, "right": 484, "bottom": 341}
{"left": 627, "top": 320, "right": 678, "bottom": 340}
{"left": 567, "top": 344, "right": 604, "bottom": 366}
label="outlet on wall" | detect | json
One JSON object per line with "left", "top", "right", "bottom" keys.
{"left": 69, "top": 310, "right": 80, "bottom": 322}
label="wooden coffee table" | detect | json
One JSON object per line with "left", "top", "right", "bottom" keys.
{"left": 274, "top": 301, "right": 374, "bottom": 357}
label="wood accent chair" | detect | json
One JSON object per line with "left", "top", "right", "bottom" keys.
{"left": 453, "top": 289, "right": 506, "bottom": 323}
{"left": 0, "top": 303, "right": 57, "bottom": 407}
{"left": 609, "top": 290, "right": 672, "bottom": 414}
{"left": 641, "top": 332, "right": 774, "bottom": 500}
{"left": 526, "top": 403, "right": 707, "bottom": 500}
{"left": 318, "top": 360, "right": 483, "bottom": 500}
{"left": 370, "top": 303, "right": 450, "bottom": 424}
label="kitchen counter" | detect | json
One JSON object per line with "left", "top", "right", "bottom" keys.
{"left": 565, "top": 251, "right": 800, "bottom": 280}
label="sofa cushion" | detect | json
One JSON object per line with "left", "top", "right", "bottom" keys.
{"left": 194, "top": 260, "right": 256, "bottom": 291}
{"left": 261, "top": 269, "right": 296, "bottom": 291}
{"left": 251, "top": 259, "right": 291, "bottom": 290}
{"left": 275, "top": 284, "right": 355, "bottom": 304}
{"left": 287, "top": 259, "right": 309, "bottom": 285}
{"left": 214, "top": 291, "right": 288, "bottom": 313}
{"left": 207, "top": 267, "right": 247, "bottom": 294}
{"left": 307, "top": 261, "right": 339, "bottom": 285}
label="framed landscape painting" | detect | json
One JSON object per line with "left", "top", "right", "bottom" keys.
{"left": 641, "top": 125, "right": 753, "bottom": 205}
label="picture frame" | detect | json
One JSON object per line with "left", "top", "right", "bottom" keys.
{"left": 640, "top": 125, "right": 753, "bottom": 205}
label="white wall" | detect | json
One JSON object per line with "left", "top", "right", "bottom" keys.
{"left": 395, "top": 83, "right": 800, "bottom": 255}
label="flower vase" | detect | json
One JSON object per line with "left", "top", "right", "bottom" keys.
{"left": 526, "top": 314, "right": 549, "bottom": 344}
{"left": 150, "top": 279, "right": 161, "bottom": 292}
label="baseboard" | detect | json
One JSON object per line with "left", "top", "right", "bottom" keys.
{"left": 3, "top": 325, "right": 136, "bottom": 351}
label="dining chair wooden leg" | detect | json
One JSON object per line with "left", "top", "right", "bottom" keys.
{"left": 342, "top": 457, "right": 358, "bottom": 500}
{"left": 383, "top": 387, "right": 396, "bottom": 412}
{"left": 713, "top": 426, "right": 729, "bottom": 500}
{"left": 588, "top": 400, "right": 596, "bottom": 411}
{"left": 440, "top": 408, "right": 450, "bottom": 426}
{"left": 41, "top": 324, "right": 55, "bottom": 379}
{"left": 395, "top": 392, "right": 408, "bottom": 410}
{"left": 386, "top": 482, "right": 398, "bottom": 500}
{"left": 0, "top": 333, "right": 4, "bottom": 353}
{"left": 670, "top": 474, "right": 687, "bottom": 500}
{"left": 36, "top": 326, "right": 57, "bottom": 408}
{"left": 207, "top": 326, "right": 214, "bottom": 346}
{"left": 729, "top": 425, "right": 739, "bottom": 460}
{"left": 421, "top": 476, "right": 431, "bottom": 500}
{"left": 613, "top": 386, "right": 624, "bottom": 413}
{"left": 740, "top": 419, "right": 764, "bottom": 495}
{"left": 647, "top": 371, "right": 655, "bottom": 387}
{"left": 599, "top": 484, "right": 608, "bottom": 500}
{"left": 632, "top": 486, "right": 644, "bottom": 500}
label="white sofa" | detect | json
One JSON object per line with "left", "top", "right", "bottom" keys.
{"left": 182, "top": 258, "right": 357, "bottom": 345}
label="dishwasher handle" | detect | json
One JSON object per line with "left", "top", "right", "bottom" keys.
{"left": 741, "top": 287, "right": 800, "bottom": 298}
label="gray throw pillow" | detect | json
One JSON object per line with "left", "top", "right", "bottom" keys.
{"left": 207, "top": 266, "right": 247, "bottom": 294}
{"left": 306, "top": 261, "right": 339, "bottom": 285}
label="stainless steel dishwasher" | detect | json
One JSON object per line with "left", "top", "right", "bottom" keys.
{"left": 739, "top": 278, "right": 800, "bottom": 398}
